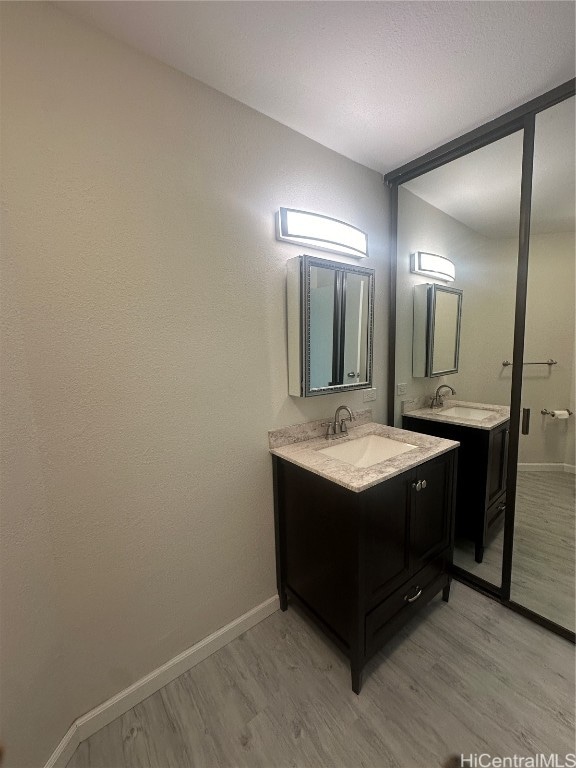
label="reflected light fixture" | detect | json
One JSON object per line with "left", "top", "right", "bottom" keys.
{"left": 410, "top": 251, "right": 455, "bottom": 282}
{"left": 276, "top": 208, "right": 368, "bottom": 258}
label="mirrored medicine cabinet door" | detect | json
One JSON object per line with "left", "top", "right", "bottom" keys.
{"left": 287, "top": 255, "right": 374, "bottom": 398}
{"left": 413, "top": 283, "right": 463, "bottom": 378}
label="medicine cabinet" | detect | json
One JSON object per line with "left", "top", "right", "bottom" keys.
{"left": 413, "top": 283, "right": 462, "bottom": 378}
{"left": 287, "top": 255, "right": 374, "bottom": 397}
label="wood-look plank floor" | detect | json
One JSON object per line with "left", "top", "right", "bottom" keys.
{"left": 67, "top": 583, "right": 575, "bottom": 768}
{"left": 453, "top": 471, "right": 575, "bottom": 631}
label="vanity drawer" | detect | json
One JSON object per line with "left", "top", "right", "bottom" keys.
{"left": 365, "top": 557, "right": 445, "bottom": 655}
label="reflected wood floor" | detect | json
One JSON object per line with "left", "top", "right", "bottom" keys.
{"left": 67, "top": 583, "right": 575, "bottom": 768}
{"left": 453, "top": 471, "right": 575, "bottom": 631}
{"left": 453, "top": 521, "right": 504, "bottom": 586}
{"left": 512, "top": 471, "right": 575, "bottom": 629}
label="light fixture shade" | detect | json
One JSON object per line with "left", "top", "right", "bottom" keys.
{"left": 277, "top": 208, "right": 368, "bottom": 258}
{"left": 410, "top": 251, "right": 455, "bottom": 282}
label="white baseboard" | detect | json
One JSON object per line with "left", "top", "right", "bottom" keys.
{"left": 43, "top": 725, "right": 80, "bottom": 768}
{"left": 44, "top": 595, "right": 279, "bottom": 768}
{"left": 518, "top": 462, "right": 575, "bottom": 474}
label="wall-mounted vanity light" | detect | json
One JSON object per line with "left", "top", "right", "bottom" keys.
{"left": 276, "top": 207, "right": 368, "bottom": 258}
{"left": 410, "top": 251, "right": 455, "bottom": 282}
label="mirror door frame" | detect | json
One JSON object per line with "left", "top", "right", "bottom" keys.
{"left": 384, "top": 78, "right": 575, "bottom": 643}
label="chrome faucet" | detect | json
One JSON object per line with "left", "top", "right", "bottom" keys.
{"left": 431, "top": 384, "right": 456, "bottom": 408}
{"left": 322, "top": 405, "right": 354, "bottom": 438}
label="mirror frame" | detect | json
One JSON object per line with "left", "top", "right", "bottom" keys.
{"left": 384, "top": 78, "right": 575, "bottom": 644}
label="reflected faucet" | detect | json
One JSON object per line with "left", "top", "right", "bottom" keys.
{"left": 322, "top": 405, "right": 354, "bottom": 439}
{"left": 431, "top": 385, "right": 456, "bottom": 408}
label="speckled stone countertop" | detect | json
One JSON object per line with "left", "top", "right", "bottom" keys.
{"left": 268, "top": 418, "right": 459, "bottom": 493}
{"left": 403, "top": 400, "right": 510, "bottom": 431}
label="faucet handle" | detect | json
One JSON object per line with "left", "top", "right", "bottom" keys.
{"left": 321, "top": 421, "right": 336, "bottom": 438}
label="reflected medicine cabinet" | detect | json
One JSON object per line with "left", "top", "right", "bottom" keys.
{"left": 413, "top": 283, "right": 463, "bottom": 377}
{"left": 287, "top": 255, "right": 375, "bottom": 397}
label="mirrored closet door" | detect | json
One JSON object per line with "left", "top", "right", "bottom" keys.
{"left": 510, "top": 96, "right": 575, "bottom": 632}
{"left": 386, "top": 79, "right": 575, "bottom": 642}
{"left": 394, "top": 130, "right": 524, "bottom": 590}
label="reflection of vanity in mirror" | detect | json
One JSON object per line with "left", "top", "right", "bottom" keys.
{"left": 287, "top": 255, "right": 374, "bottom": 397}
{"left": 391, "top": 130, "right": 523, "bottom": 587}
{"left": 404, "top": 403, "right": 509, "bottom": 564}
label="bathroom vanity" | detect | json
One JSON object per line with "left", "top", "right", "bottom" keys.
{"left": 402, "top": 401, "right": 509, "bottom": 564}
{"left": 269, "top": 415, "right": 458, "bottom": 693}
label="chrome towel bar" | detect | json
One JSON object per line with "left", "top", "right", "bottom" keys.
{"left": 502, "top": 359, "right": 557, "bottom": 367}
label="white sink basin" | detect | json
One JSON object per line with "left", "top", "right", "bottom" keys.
{"left": 440, "top": 406, "right": 494, "bottom": 420}
{"left": 319, "top": 434, "right": 417, "bottom": 468}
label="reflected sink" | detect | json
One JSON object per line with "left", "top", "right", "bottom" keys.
{"left": 319, "top": 434, "right": 418, "bottom": 468}
{"left": 440, "top": 406, "right": 495, "bottom": 420}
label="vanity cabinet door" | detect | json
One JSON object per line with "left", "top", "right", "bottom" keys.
{"left": 276, "top": 459, "right": 358, "bottom": 646}
{"left": 364, "top": 473, "right": 411, "bottom": 608}
{"left": 486, "top": 421, "right": 509, "bottom": 507}
{"left": 409, "top": 452, "right": 454, "bottom": 573}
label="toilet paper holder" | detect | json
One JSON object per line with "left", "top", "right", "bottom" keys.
{"left": 541, "top": 408, "right": 573, "bottom": 417}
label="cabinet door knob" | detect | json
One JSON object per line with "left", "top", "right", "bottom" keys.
{"left": 412, "top": 481, "right": 422, "bottom": 492}
{"left": 421, "top": 479, "right": 427, "bottom": 489}
{"left": 405, "top": 586, "right": 422, "bottom": 603}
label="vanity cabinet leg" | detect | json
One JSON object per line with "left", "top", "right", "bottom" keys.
{"left": 475, "top": 544, "right": 484, "bottom": 563}
{"left": 442, "top": 579, "right": 452, "bottom": 602}
{"left": 351, "top": 664, "right": 363, "bottom": 695}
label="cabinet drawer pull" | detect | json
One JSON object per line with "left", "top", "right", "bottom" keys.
{"left": 405, "top": 586, "right": 422, "bottom": 603}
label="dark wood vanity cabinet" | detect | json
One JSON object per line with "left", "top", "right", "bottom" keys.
{"left": 402, "top": 416, "right": 509, "bottom": 563}
{"left": 272, "top": 449, "right": 457, "bottom": 693}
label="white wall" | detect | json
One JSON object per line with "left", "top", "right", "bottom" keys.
{"left": 516, "top": 232, "right": 575, "bottom": 467}
{"left": 0, "top": 4, "right": 390, "bottom": 765}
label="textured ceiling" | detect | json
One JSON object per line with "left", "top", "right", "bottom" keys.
{"left": 58, "top": 1, "right": 575, "bottom": 175}
{"left": 403, "top": 96, "right": 576, "bottom": 239}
